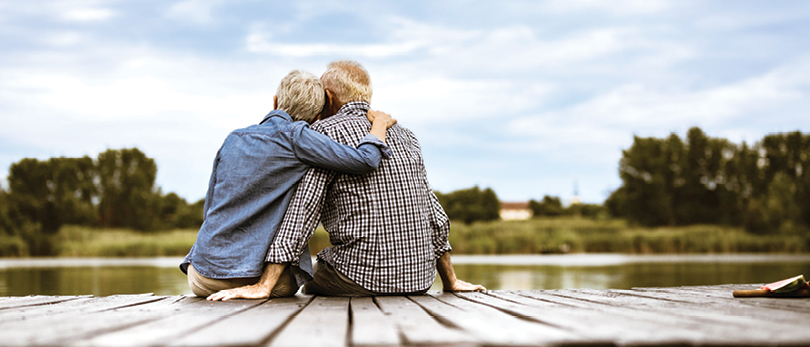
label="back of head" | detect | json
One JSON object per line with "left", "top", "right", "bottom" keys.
{"left": 321, "top": 60, "right": 373, "bottom": 104}
{"left": 276, "top": 70, "right": 325, "bottom": 123}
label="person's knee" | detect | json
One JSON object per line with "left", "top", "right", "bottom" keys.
{"left": 270, "top": 266, "right": 300, "bottom": 297}
{"left": 190, "top": 284, "right": 214, "bottom": 297}
{"left": 270, "top": 284, "right": 299, "bottom": 297}
{"left": 187, "top": 265, "right": 215, "bottom": 297}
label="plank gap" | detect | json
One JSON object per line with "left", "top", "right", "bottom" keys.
{"left": 62, "top": 312, "right": 168, "bottom": 346}
{"left": 512, "top": 291, "right": 583, "bottom": 308}
{"left": 260, "top": 295, "right": 316, "bottom": 347}
{"left": 92, "top": 295, "right": 167, "bottom": 313}
{"left": 0, "top": 295, "right": 94, "bottom": 311}
{"left": 457, "top": 292, "right": 571, "bottom": 330}
{"left": 347, "top": 297, "right": 353, "bottom": 347}
{"left": 406, "top": 295, "right": 463, "bottom": 330}
{"left": 372, "top": 296, "right": 408, "bottom": 346}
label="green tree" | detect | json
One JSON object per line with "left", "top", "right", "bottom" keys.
{"left": 6, "top": 157, "right": 97, "bottom": 230}
{"left": 5, "top": 157, "right": 97, "bottom": 254}
{"left": 97, "top": 148, "right": 161, "bottom": 230}
{"left": 609, "top": 127, "right": 810, "bottom": 234}
{"left": 435, "top": 186, "right": 500, "bottom": 224}
{"left": 616, "top": 135, "right": 674, "bottom": 226}
{"left": 528, "top": 195, "right": 564, "bottom": 217}
{"left": 158, "top": 193, "right": 204, "bottom": 229}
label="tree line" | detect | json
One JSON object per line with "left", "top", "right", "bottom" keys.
{"left": 528, "top": 196, "right": 606, "bottom": 219}
{"left": 6, "top": 127, "right": 802, "bottom": 256}
{"left": 434, "top": 186, "right": 500, "bottom": 224}
{"left": 0, "top": 148, "right": 203, "bottom": 255}
{"left": 434, "top": 186, "right": 607, "bottom": 223}
{"left": 606, "top": 127, "right": 810, "bottom": 235}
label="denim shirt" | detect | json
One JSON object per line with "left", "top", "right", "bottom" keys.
{"left": 180, "top": 110, "right": 391, "bottom": 279}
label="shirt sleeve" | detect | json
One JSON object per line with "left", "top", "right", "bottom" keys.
{"left": 265, "top": 166, "right": 335, "bottom": 279}
{"left": 292, "top": 123, "right": 392, "bottom": 175}
{"left": 428, "top": 188, "right": 452, "bottom": 259}
{"left": 408, "top": 131, "right": 452, "bottom": 258}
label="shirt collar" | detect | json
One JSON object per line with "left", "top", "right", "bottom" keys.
{"left": 260, "top": 109, "right": 293, "bottom": 124}
{"left": 337, "top": 101, "right": 370, "bottom": 115}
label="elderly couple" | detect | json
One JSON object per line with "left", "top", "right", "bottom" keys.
{"left": 180, "top": 60, "right": 484, "bottom": 300}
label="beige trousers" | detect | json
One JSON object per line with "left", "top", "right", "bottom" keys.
{"left": 187, "top": 263, "right": 299, "bottom": 298}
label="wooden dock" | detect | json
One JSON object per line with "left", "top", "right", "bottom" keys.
{"left": 1, "top": 284, "right": 808, "bottom": 346}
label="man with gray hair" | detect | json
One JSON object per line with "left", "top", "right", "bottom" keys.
{"left": 208, "top": 61, "right": 482, "bottom": 300}
{"left": 180, "top": 69, "right": 396, "bottom": 298}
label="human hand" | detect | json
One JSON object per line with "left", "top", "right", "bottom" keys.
{"left": 207, "top": 283, "right": 271, "bottom": 301}
{"left": 367, "top": 109, "right": 397, "bottom": 129}
{"left": 443, "top": 278, "right": 486, "bottom": 292}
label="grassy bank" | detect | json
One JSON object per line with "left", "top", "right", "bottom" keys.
{"left": 1, "top": 218, "right": 807, "bottom": 257}
{"left": 447, "top": 218, "right": 809, "bottom": 254}
{"left": 53, "top": 225, "right": 198, "bottom": 257}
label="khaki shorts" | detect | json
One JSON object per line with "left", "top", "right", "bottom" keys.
{"left": 187, "top": 263, "right": 299, "bottom": 298}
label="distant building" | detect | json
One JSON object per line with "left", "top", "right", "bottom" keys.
{"left": 500, "top": 201, "right": 532, "bottom": 220}
{"left": 571, "top": 179, "right": 581, "bottom": 205}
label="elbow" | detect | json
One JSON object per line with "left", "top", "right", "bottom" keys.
{"left": 355, "top": 158, "right": 379, "bottom": 174}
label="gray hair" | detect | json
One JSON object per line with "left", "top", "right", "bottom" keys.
{"left": 276, "top": 70, "right": 325, "bottom": 123}
{"left": 321, "top": 60, "right": 372, "bottom": 104}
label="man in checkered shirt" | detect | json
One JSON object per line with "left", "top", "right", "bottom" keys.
{"left": 208, "top": 60, "right": 484, "bottom": 300}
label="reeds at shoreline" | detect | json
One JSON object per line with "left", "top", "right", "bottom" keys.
{"left": 0, "top": 218, "right": 806, "bottom": 257}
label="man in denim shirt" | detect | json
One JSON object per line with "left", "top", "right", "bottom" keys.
{"left": 180, "top": 70, "right": 396, "bottom": 297}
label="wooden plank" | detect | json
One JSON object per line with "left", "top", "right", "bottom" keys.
{"left": 461, "top": 290, "right": 706, "bottom": 346}
{"left": 350, "top": 297, "right": 400, "bottom": 347}
{"left": 1, "top": 285, "right": 809, "bottom": 347}
{"left": 75, "top": 297, "right": 265, "bottom": 347}
{"left": 633, "top": 285, "right": 810, "bottom": 312}
{"left": 0, "top": 295, "right": 90, "bottom": 311}
{"left": 411, "top": 293, "right": 578, "bottom": 346}
{"left": 577, "top": 288, "right": 810, "bottom": 327}
{"left": 269, "top": 296, "right": 349, "bottom": 347}
{"left": 170, "top": 295, "right": 313, "bottom": 347}
{"left": 374, "top": 295, "right": 474, "bottom": 347}
{"left": 0, "top": 294, "right": 165, "bottom": 324}
{"left": 0, "top": 296, "right": 187, "bottom": 346}
{"left": 517, "top": 289, "right": 810, "bottom": 346}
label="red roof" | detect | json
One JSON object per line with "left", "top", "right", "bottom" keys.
{"left": 500, "top": 201, "right": 529, "bottom": 210}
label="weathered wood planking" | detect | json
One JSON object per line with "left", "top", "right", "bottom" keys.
{"left": 270, "top": 296, "right": 349, "bottom": 347}
{"left": 0, "top": 295, "right": 176, "bottom": 346}
{"left": 170, "top": 295, "right": 312, "bottom": 347}
{"left": 0, "top": 285, "right": 809, "bottom": 347}
{"left": 0, "top": 295, "right": 90, "bottom": 311}
{"left": 350, "top": 297, "right": 400, "bottom": 347}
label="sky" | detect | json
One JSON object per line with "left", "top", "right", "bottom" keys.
{"left": 1, "top": 0, "right": 810, "bottom": 204}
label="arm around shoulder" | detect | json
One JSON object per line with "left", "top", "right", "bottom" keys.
{"left": 293, "top": 123, "right": 391, "bottom": 175}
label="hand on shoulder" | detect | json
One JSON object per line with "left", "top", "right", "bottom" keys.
{"left": 367, "top": 109, "right": 397, "bottom": 129}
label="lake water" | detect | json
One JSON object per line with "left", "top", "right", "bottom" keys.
{"left": 1, "top": 254, "right": 809, "bottom": 296}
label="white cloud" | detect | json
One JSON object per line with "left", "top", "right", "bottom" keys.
{"left": 542, "top": 0, "right": 673, "bottom": 15}
{"left": 505, "top": 58, "right": 810, "bottom": 166}
{"left": 165, "top": 0, "right": 224, "bottom": 24}
{"left": 0, "top": 45, "right": 295, "bottom": 200}
{"left": 43, "top": 31, "right": 85, "bottom": 46}
{"left": 61, "top": 7, "right": 115, "bottom": 21}
{"left": 372, "top": 75, "right": 554, "bottom": 125}
{"left": 246, "top": 33, "right": 429, "bottom": 58}
{"left": 2, "top": 0, "right": 809, "bottom": 204}
{"left": 245, "top": 17, "right": 482, "bottom": 58}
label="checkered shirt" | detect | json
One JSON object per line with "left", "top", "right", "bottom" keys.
{"left": 265, "top": 101, "right": 452, "bottom": 293}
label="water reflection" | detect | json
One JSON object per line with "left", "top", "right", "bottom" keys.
{"left": 442, "top": 261, "right": 810, "bottom": 291}
{"left": 0, "top": 267, "right": 189, "bottom": 296}
{"left": 1, "top": 255, "right": 809, "bottom": 296}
